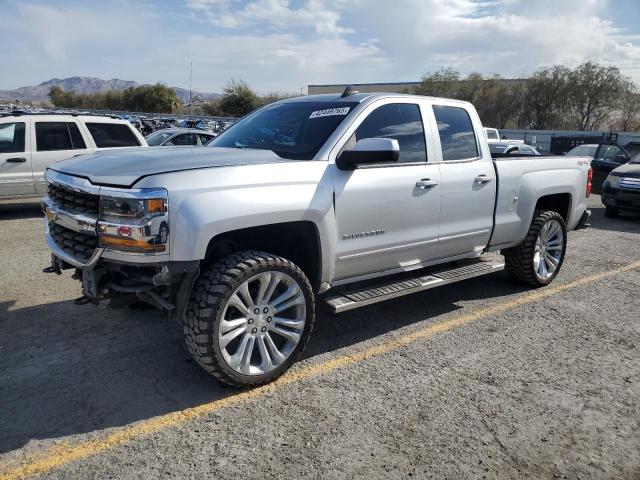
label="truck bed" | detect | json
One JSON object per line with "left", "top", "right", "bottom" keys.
{"left": 488, "top": 155, "right": 591, "bottom": 251}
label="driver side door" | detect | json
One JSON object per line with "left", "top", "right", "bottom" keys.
{"left": 330, "top": 100, "right": 441, "bottom": 283}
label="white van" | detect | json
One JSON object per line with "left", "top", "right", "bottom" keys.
{"left": 0, "top": 113, "right": 147, "bottom": 199}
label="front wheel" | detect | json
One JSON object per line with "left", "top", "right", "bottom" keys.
{"left": 183, "top": 251, "right": 315, "bottom": 388}
{"left": 504, "top": 210, "right": 567, "bottom": 287}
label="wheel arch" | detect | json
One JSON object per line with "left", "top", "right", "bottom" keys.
{"left": 534, "top": 192, "right": 572, "bottom": 222}
{"left": 202, "top": 221, "right": 323, "bottom": 292}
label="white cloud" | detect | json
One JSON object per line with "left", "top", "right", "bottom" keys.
{"left": 353, "top": 0, "right": 640, "bottom": 81}
{"left": 187, "top": 0, "right": 354, "bottom": 35}
{"left": 1, "top": 0, "right": 639, "bottom": 93}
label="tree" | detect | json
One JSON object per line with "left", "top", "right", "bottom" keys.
{"left": 122, "top": 83, "right": 180, "bottom": 113}
{"left": 217, "top": 79, "right": 260, "bottom": 117}
{"left": 567, "top": 62, "right": 626, "bottom": 130}
{"left": 412, "top": 68, "right": 461, "bottom": 97}
{"left": 611, "top": 82, "right": 640, "bottom": 132}
{"left": 260, "top": 91, "right": 299, "bottom": 106}
{"left": 520, "top": 66, "right": 571, "bottom": 130}
{"left": 48, "top": 83, "right": 180, "bottom": 113}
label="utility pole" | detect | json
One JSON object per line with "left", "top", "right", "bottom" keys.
{"left": 188, "top": 61, "right": 193, "bottom": 120}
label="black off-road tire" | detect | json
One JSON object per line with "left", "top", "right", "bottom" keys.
{"left": 605, "top": 206, "right": 620, "bottom": 218}
{"left": 503, "top": 210, "right": 567, "bottom": 287}
{"left": 183, "top": 251, "right": 315, "bottom": 388}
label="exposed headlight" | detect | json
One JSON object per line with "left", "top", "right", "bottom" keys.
{"left": 98, "top": 189, "right": 169, "bottom": 254}
{"left": 605, "top": 175, "right": 620, "bottom": 189}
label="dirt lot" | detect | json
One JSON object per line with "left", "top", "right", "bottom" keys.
{"left": 1, "top": 195, "right": 639, "bottom": 479}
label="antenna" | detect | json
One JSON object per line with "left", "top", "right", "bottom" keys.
{"left": 341, "top": 85, "right": 359, "bottom": 98}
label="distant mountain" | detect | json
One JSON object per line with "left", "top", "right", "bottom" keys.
{"left": 0, "top": 76, "right": 220, "bottom": 104}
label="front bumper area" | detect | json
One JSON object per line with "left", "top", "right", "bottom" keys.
{"left": 41, "top": 170, "right": 196, "bottom": 318}
{"left": 44, "top": 246, "right": 199, "bottom": 319}
{"left": 602, "top": 187, "right": 640, "bottom": 212}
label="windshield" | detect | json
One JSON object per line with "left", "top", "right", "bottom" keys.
{"left": 489, "top": 144, "right": 508, "bottom": 154}
{"left": 146, "top": 131, "right": 175, "bottom": 146}
{"left": 566, "top": 145, "right": 597, "bottom": 157}
{"left": 208, "top": 101, "right": 358, "bottom": 159}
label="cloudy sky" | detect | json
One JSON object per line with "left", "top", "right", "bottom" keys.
{"left": 2, "top": 0, "right": 640, "bottom": 93}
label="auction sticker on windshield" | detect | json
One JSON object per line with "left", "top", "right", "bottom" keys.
{"left": 309, "top": 107, "right": 350, "bottom": 119}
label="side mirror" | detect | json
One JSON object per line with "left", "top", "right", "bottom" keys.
{"left": 336, "top": 138, "right": 400, "bottom": 170}
{"left": 614, "top": 154, "right": 628, "bottom": 164}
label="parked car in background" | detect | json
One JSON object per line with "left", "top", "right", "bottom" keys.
{"left": 591, "top": 142, "right": 640, "bottom": 194}
{"left": 601, "top": 158, "right": 640, "bottom": 217}
{"left": 145, "top": 128, "right": 216, "bottom": 147}
{"left": 489, "top": 142, "right": 541, "bottom": 156}
{"left": 0, "top": 112, "right": 147, "bottom": 200}
{"left": 565, "top": 144, "right": 598, "bottom": 158}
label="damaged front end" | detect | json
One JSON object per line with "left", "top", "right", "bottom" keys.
{"left": 41, "top": 169, "right": 198, "bottom": 320}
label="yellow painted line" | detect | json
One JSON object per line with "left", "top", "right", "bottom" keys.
{"left": 2, "top": 260, "right": 640, "bottom": 480}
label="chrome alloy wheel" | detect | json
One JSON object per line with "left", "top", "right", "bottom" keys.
{"left": 533, "top": 219, "right": 564, "bottom": 281}
{"left": 218, "top": 271, "right": 306, "bottom": 376}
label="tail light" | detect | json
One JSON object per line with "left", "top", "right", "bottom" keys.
{"left": 586, "top": 167, "right": 592, "bottom": 197}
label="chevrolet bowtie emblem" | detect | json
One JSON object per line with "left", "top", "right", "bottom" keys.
{"left": 45, "top": 207, "right": 57, "bottom": 222}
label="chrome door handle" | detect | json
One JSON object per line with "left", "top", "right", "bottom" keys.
{"left": 415, "top": 178, "right": 438, "bottom": 189}
{"left": 6, "top": 157, "right": 26, "bottom": 163}
{"left": 474, "top": 175, "right": 492, "bottom": 184}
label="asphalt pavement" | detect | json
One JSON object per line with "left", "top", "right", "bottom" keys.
{"left": 0, "top": 195, "right": 639, "bottom": 479}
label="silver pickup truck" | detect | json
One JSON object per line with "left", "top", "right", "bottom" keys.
{"left": 41, "top": 91, "right": 592, "bottom": 387}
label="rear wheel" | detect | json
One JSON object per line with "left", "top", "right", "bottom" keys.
{"left": 183, "top": 251, "right": 315, "bottom": 388}
{"left": 504, "top": 210, "right": 567, "bottom": 287}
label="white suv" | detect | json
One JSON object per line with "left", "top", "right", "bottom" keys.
{"left": 0, "top": 113, "right": 147, "bottom": 200}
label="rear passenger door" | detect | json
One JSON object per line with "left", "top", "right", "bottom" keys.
{"left": 32, "top": 121, "right": 90, "bottom": 194}
{"left": 431, "top": 104, "right": 496, "bottom": 258}
{"left": 0, "top": 121, "right": 33, "bottom": 196}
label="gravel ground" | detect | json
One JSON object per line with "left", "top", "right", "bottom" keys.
{"left": 0, "top": 195, "right": 639, "bottom": 479}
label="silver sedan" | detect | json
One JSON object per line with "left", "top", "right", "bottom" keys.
{"left": 145, "top": 128, "right": 216, "bottom": 147}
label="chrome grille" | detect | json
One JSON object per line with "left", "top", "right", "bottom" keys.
{"left": 620, "top": 177, "right": 640, "bottom": 191}
{"left": 49, "top": 223, "right": 99, "bottom": 262}
{"left": 47, "top": 183, "right": 99, "bottom": 215}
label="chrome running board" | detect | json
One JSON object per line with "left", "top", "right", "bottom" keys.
{"left": 324, "top": 259, "right": 505, "bottom": 313}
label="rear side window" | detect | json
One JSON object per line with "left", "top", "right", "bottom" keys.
{"left": 198, "top": 134, "right": 213, "bottom": 145}
{"left": 167, "top": 133, "right": 196, "bottom": 146}
{"left": 433, "top": 105, "right": 479, "bottom": 161}
{"left": 354, "top": 103, "right": 427, "bottom": 163}
{"left": 86, "top": 123, "right": 140, "bottom": 148}
{"left": 0, "top": 122, "right": 25, "bottom": 153}
{"left": 68, "top": 123, "right": 86, "bottom": 149}
{"left": 36, "top": 122, "right": 86, "bottom": 151}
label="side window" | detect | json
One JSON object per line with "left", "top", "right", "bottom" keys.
{"left": 433, "top": 105, "right": 479, "bottom": 161}
{"left": 36, "top": 122, "right": 72, "bottom": 151}
{"left": 85, "top": 123, "right": 141, "bottom": 148}
{"left": 597, "top": 145, "right": 624, "bottom": 162}
{"left": 0, "top": 122, "right": 25, "bottom": 153}
{"left": 35, "top": 122, "right": 87, "bottom": 151}
{"left": 168, "top": 134, "right": 195, "bottom": 146}
{"left": 519, "top": 145, "right": 535, "bottom": 154}
{"left": 198, "top": 134, "right": 213, "bottom": 145}
{"left": 354, "top": 103, "right": 427, "bottom": 163}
